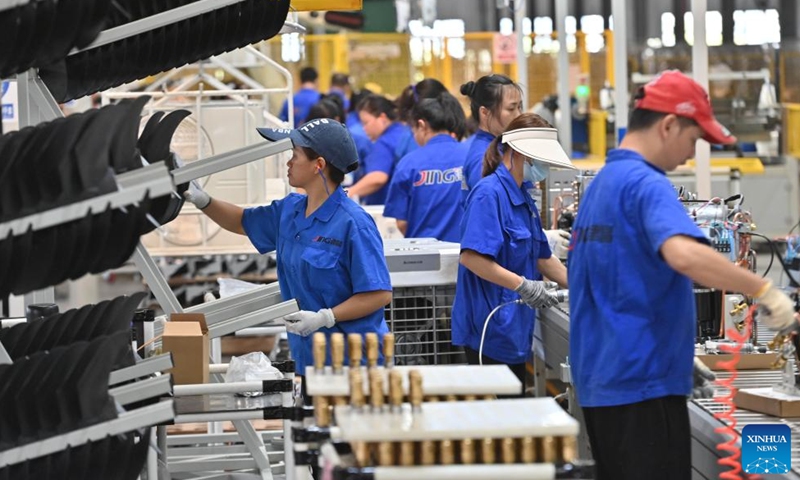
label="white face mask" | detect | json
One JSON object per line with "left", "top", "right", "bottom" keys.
{"left": 524, "top": 159, "right": 550, "bottom": 184}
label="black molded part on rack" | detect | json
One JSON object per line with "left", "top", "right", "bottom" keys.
{"left": 262, "top": 379, "right": 293, "bottom": 394}
{"left": 292, "top": 427, "right": 332, "bottom": 444}
{"left": 555, "top": 461, "right": 596, "bottom": 479}
{"left": 287, "top": 406, "right": 315, "bottom": 422}
{"left": 271, "top": 360, "right": 296, "bottom": 374}
{"left": 42, "top": 0, "right": 291, "bottom": 103}
{"left": 332, "top": 441, "right": 353, "bottom": 456}
{"left": 261, "top": 406, "right": 290, "bottom": 420}
{"left": 294, "top": 450, "right": 319, "bottom": 466}
{"left": 333, "top": 467, "right": 375, "bottom": 480}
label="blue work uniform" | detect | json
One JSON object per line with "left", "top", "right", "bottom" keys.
{"left": 568, "top": 149, "right": 708, "bottom": 408}
{"left": 279, "top": 88, "right": 322, "bottom": 127}
{"left": 329, "top": 88, "right": 350, "bottom": 111}
{"left": 241, "top": 187, "right": 392, "bottom": 374}
{"left": 460, "top": 129, "right": 495, "bottom": 204}
{"left": 360, "top": 122, "right": 417, "bottom": 205}
{"left": 383, "top": 134, "right": 464, "bottom": 242}
{"left": 451, "top": 163, "right": 552, "bottom": 364}
{"left": 350, "top": 131, "right": 373, "bottom": 184}
{"left": 346, "top": 111, "right": 363, "bottom": 131}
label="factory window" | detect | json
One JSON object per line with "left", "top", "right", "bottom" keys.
{"left": 581, "top": 15, "right": 605, "bottom": 53}
{"left": 281, "top": 32, "right": 302, "bottom": 63}
{"left": 733, "top": 9, "right": 780, "bottom": 45}
{"left": 532, "top": 16, "right": 553, "bottom": 53}
{"left": 683, "top": 11, "right": 723, "bottom": 46}
{"left": 661, "top": 12, "right": 676, "bottom": 47}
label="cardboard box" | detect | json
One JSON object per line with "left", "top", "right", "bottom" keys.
{"left": 163, "top": 313, "right": 209, "bottom": 385}
{"left": 734, "top": 387, "right": 800, "bottom": 418}
{"left": 696, "top": 353, "right": 778, "bottom": 371}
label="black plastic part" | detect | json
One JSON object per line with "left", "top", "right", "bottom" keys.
{"left": 261, "top": 379, "right": 292, "bottom": 393}
{"left": 26, "top": 303, "right": 59, "bottom": 322}
{"left": 133, "top": 309, "right": 155, "bottom": 323}
{"left": 332, "top": 441, "right": 353, "bottom": 456}
{"left": 333, "top": 467, "right": 375, "bottom": 480}
{"left": 271, "top": 360, "right": 295, "bottom": 373}
{"left": 292, "top": 427, "right": 331, "bottom": 443}
{"left": 555, "top": 461, "right": 596, "bottom": 479}
{"left": 293, "top": 450, "right": 318, "bottom": 466}
{"left": 261, "top": 406, "right": 291, "bottom": 420}
{"left": 287, "top": 406, "right": 315, "bottom": 422}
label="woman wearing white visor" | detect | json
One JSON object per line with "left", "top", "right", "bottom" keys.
{"left": 452, "top": 113, "right": 573, "bottom": 391}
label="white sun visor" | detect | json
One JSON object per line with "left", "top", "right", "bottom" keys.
{"left": 502, "top": 128, "right": 576, "bottom": 170}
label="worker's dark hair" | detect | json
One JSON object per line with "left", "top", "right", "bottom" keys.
{"left": 483, "top": 113, "right": 553, "bottom": 178}
{"left": 397, "top": 78, "right": 448, "bottom": 123}
{"left": 356, "top": 94, "right": 399, "bottom": 121}
{"left": 411, "top": 92, "right": 467, "bottom": 140}
{"left": 300, "top": 67, "right": 318, "bottom": 84}
{"left": 330, "top": 73, "right": 350, "bottom": 88}
{"left": 628, "top": 86, "right": 698, "bottom": 132}
{"left": 348, "top": 88, "right": 373, "bottom": 114}
{"left": 460, "top": 74, "right": 521, "bottom": 123}
{"left": 300, "top": 146, "right": 349, "bottom": 185}
{"left": 305, "top": 98, "right": 345, "bottom": 123}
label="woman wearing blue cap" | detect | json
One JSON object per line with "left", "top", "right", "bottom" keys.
{"left": 184, "top": 119, "right": 393, "bottom": 384}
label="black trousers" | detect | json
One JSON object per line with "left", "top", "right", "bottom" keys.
{"left": 582, "top": 395, "right": 691, "bottom": 480}
{"left": 464, "top": 347, "right": 526, "bottom": 398}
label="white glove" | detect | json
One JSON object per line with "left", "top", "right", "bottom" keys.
{"left": 544, "top": 229, "right": 571, "bottom": 259}
{"left": 691, "top": 357, "right": 716, "bottom": 399}
{"left": 183, "top": 180, "right": 211, "bottom": 210}
{"left": 755, "top": 281, "right": 796, "bottom": 331}
{"left": 283, "top": 308, "right": 336, "bottom": 337}
{"left": 515, "top": 277, "right": 559, "bottom": 309}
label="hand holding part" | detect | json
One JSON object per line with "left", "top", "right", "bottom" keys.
{"left": 515, "top": 277, "right": 559, "bottom": 309}
{"left": 283, "top": 308, "right": 336, "bottom": 336}
{"left": 691, "top": 357, "right": 716, "bottom": 399}
{"left": 544, "top": 229, "right": 571, "bottom": 258}
{"left": 183, "top": 180, "right": 211, "bottom": 210}
{"left": 755, "top": 281, "right": 796, "bottom": 331}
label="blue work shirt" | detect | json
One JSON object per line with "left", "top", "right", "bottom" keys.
{"left": 383, "top": 134, "right": 464, "bottom": 242}
{"left": 461, "top": 129, "right": 495, "bottom": 205}
{"left": 568, "top": 149, "right": 708, "bottom": 408}
{"left": 279, "top": 88, "right": 322, "bottom": 127}
{"left": 361, "top": 122, "right": 418, "bottom": 205}
{"left": 329, "top": 88, "right": 350, "bottom": 111}
{"left": 346, "top": 111, "right": 362, "bottom": 131}
{"left": 242, "top": 187, "right": 392, "bottom": 374}
{"left": 451, "top": 163, "right": 552, "bottom": 364}
{"left": 350, "top": 130, "right": 373, "bottom": 184}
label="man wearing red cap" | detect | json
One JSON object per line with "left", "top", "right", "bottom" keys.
{"left": 567, "top": 70, "right": 798, "bottom": 479}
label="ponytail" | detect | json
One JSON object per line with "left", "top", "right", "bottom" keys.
{"left": 482, "top": 137, "right": 504, "bottom": 178}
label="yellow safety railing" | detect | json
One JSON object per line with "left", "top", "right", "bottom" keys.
{"left": 784, "top": 104, "right": 800, "bottom": 158}
{"left": 588, "top": 110, "right": 608, "bottom": 157}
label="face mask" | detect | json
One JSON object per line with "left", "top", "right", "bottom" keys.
{"left": 524, "top": 160, "right": 550, "bottom": 184}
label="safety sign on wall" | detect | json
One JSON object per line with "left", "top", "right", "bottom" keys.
{"left": 493, "top": 33, "right": 517, "bottom": 65}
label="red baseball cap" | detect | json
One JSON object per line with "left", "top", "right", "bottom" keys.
{"left": 635, "top": 70, "right": 736, "bottom": 145}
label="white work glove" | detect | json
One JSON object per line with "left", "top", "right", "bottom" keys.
{"left": 755, "top": 281, "right": 797, "bottom": 332}
{"left": 283, "top": 308, "right": 336, "bottom": 337}
{"left": 691, "top": 357, "right": 716, "bottom": 399}
{"left": 545, "top": 229, "right": 571, "bottom": 258}
{"left": 515, "top": 277, "right": 559, "bottom": 309}
{"left": 183, "top": 180, "right": 211, "bottom": 210}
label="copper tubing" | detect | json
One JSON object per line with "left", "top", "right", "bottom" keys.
{"left": 501, "top": 438, "right": 516, "bottom": 464}
{"left": 460, "top": 439, "right": 476, "bottom": 465}
{"left": 365, "top": 332, "right": 379, "bottom": 368}
{"left": 399, "top": 441, "right": 415, "bottom": 466}
{"left": 312, "top": 332, "right": 326, "bottom": 372}
{"left": 349, "top": 368, "right": 365, "bottom": 409}
{"left": 353, "top": 442, "right": 370, "bottom": 466}
{"left": 369, "top": 368, "right": 385, "bottom": 411}
{"left": 440, "top": 440, "right": 455, "bottom": 465}
{"left": 388, "top": 369, "right": 403, "bottom": 410}
{"left": 314, "top": 395, "right": 330, "bottom": 427}
{"left": 481, "top": 438, "right": 495, "bottom": 464}
{"left": 521, "top": 437, "right": 536, "bottom": 463}
{"left": 561, "top": 436, "right": 577, "bottom": 462}
{"left": 409, "top": 370, "right": 423, "bottom": 410}
{"left": 541, "top": 436, "right": 557, "bottom": 463}
{"left": 420, "top": 440, "right": 436, "bottom": 465}
{"left": 348, "top": 333, "right": 363, "bottom": 367}
{"left": 331, "top": 333, "right": 344, "bottom": 374}
{"left": 384, "top": 332, "right": 395, "bottom": 368}
{"left": 378, "top": 442, "right": 394, "bottom": 466}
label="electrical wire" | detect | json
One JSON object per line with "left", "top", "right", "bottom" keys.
{"left": 478, "top": 300, "right": 522, "bottom": 366}
{"left": 750, "top": 232, "right": 797, "bottom": 286}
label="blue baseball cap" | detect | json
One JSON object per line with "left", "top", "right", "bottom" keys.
{"left": 256, "top": 119, "right": 359, "bottom": 173}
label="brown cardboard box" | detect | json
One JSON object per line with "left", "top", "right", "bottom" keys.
{"left": 734, "top": 388, "right": 800, "bottom": 418}
{"left": 163, "top": 313, "right": 209, "bottom": 384}
{"left": 696, "top": 353, "right": 777, "bottom": 371}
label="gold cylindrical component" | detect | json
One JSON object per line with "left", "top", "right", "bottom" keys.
{"left": 561, "top": 436, "right": 577, "bottom": 462}
{"left": 481, "top": 438, "right": 495, "bottom": 464}
{"left": 353, "top": 442, "right": 370, "bottom": 466}
{"left": 425, "top": 396, "right": 439, "bottom": 403}
{"left": 314, "top": 395, "right": 330, "bottom": 427}
{"left": 461, "top": 439, "right": 476, "bottom": 465}
{"left": 445, "top": 394, "right": 458, "bottom": 402}
{"left": 541, "top": 436, "right": 557, "bottom": 463}
{"left": 369, "top": 368, "right": 385, "bottom": 411}
{"left": 399, "top": 441, "right": 415, "bottom": 466}
{"left": 409, "top": 370, "right": 423, "bottom": 410}
{"left": 389, "top": 369, "right": 403, "bottom": 409}
{"left": 383, "top": 332, "right": 395, "bottom": 368}
{"left": 501, "top": 438, "right": 516, "bottom": 464}
{"left": 378, "top": 442, "right": 394, "bottom": 466}
{"left": 331, "top": 333, "right": 345, "bottom": 373}
{"left": 313, "top": 332, "right": 326, "bottom": 372}
{"left": 440, "top": 440, "right": 455, "bottom": 465}
{"left": 348, "top": 333, "right": 363, "bottom": 367}
{"left": 333, "top": 396, "right": 348, "bottom": 407}
{"left": 366, "top": 332, "right": 379, "bottom": 368}
{"left": 420, "top": 440, "right": 436, "bottom": 465}
{"left": 482, "top": 395, "right": 495, "bottom": 401}
{"left": 349, "top": 368, "right": 365, "bottom": 409}
{"left": 521, "top": 437, "right": 536, "bottom": 463}
{"left": 463, "top": 394, "right": 476, "bottom": 401}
